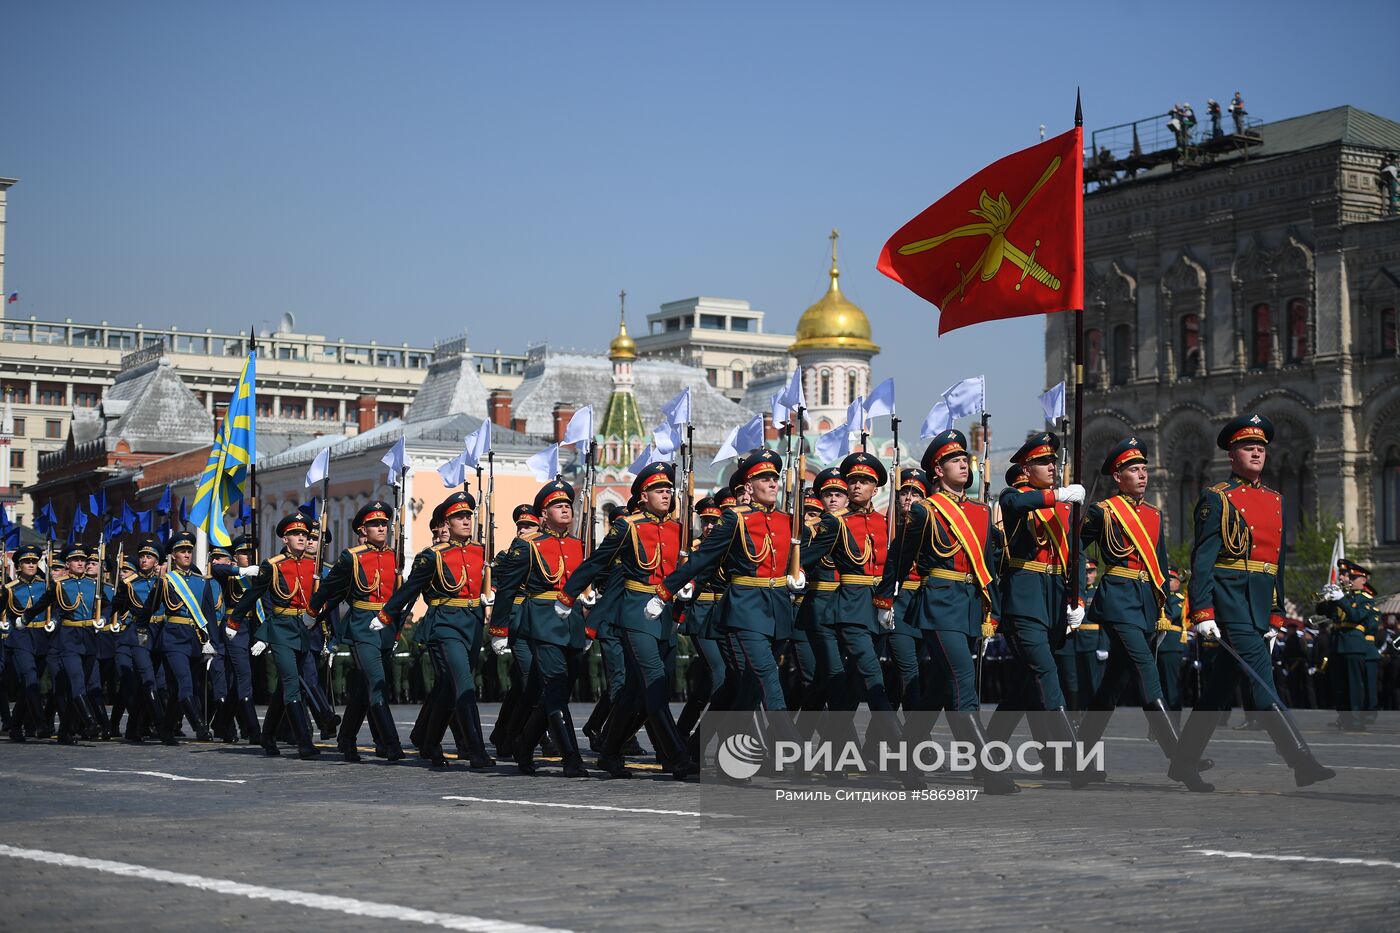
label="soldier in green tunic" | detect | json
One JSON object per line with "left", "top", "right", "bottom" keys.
{"left": 1319, "top": 558, "right": 1380, "bottom": 732}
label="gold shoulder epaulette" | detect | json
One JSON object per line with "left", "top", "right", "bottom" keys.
{"left": 521, "top": 530, "right": 542, "bottom": 541}
{"left": 1208, "top": 482, "right": 1229, "bottom": 492}
{"left": 268, "top": 553, "right": 286, "bottom": 565}
{"left": 734, "top": 505, "right": 753, "bottom": 515}
{"left": 349, "top": 544, "right": 369, "bottom": 555}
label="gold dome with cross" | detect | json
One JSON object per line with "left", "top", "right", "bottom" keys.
{"left": 790, "top": 229, "right": 880, "bottom": 354}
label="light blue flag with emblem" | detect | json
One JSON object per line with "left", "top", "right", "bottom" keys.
{"left": 190, "top": 349, "right": 256, "bottom": 547}
{"left": 1039, "top": 381, "right": 1066, "bottom": 425}
{"left": 381, "top": 437, "right": 409, "bottom": 487}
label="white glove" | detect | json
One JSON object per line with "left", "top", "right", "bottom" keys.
{"left": 677, "top": 582, "right": 695, "bottom": 602}
{"left": 225, "top": 625, "right": 239, "bottom": 639}
{"left": 583, "top": 638, "right": 594, "bottom": 654}
{"left": 94, "top": 620, "right": 106, "bottom": 632}
{"left": 481, "top": 591, "right": 495, "bottom": 607}
{"left": 1319, "top": 584, "right": 1345, "bottom": 603}
{"left": 44, "top": 621, "right": 56, "bottom": 633}
{"left": 251, "top": 641, "right": 268, "bottom": 656}
{"left": 238, "top": 565, "right": 261, "bottom": 578}
{"left": 787, "top": 571, "right": 807, "bottom": 594}
{"left": 1065, "top": 604, "right": 1085, "bottom": 630}
{"left": 1055, "top": 484, "right": 1086, "bottom": 504}
{"left": 579, "top": 589, "right": 598, "bottom": 608}
{"left": 370, "top": 618, "right": 386, "bottom": 632}
{"left": 878, "top": 608, "right": 896, "bottom": 631}
{"left": 491, "top": 635, "right": 509, "bottom": 655}
{"left": 1095, "top": 649, "right": 1109, "bottom": 662}
{"left": 201, "top": 641, "right": 215, "bottom": 656}
{"left": 1195, "top": 619, "right": 1220, "bottom": 640}
{"left": 302, "top": 615, "right": 317, "bottom": 629}
{"left": 644, "top": 596, "right": 666, "bottom": 620}
{"left": 321, "top": 644, "right": 331, "bottom": 658}
{"left": 0, "top": 619, "right": 9, "bottom": 632}
{"left": 553, "top": 599, "right": 573, "bottom": 620}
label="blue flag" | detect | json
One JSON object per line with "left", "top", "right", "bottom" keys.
{"left": 88, "top": 490, "right": 107, "bottom": 519}
{"left": 122, "top": 501, "right": 139, "bottom": 534}
{"left": 157, "top": 486, "right": 172, "bottom": 514}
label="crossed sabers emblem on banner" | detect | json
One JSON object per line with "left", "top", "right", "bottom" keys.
{"left": 896, "top": 156, "right": 1065, "bottom": 306}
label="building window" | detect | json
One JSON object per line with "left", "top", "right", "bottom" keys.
{"left": 1085, "top": 328, "right": 1103, "bottom": 388}
{"left": 257, "top": 401, "right": 273, "bottom": 418}
{"left": 731, "top": 371, "right": 745, "bottom": 389}
{"left": 377, "top": 404, "right": 402, "bottom": 424}
{"left": 820, "top": 371, "right": 832, "bottom": 407}
{"left": 106, "top": 330, "right": 137, "bottom": 350}
{"left": 1383, "top": 446, "right": 1400, "bottom": 545}
{"left": 845, "top": 372, "right": 856, "bottom": 402}
{"left": 74, "top": 390, "right": 100, "bottom": 408}
{"left": 37, "top": 384, "right": 65, "bottom": 406}
{"left": 45, "top": 419, "right": 62, "bottom": 439}
{"left": 1251, "top": 303, "right": 1272, "bottom": 368}
{"left": 699, "top": 314, "right": 725, "bottom": 330}
{"left": 1380, "top": 307, "right": 1397, "bottom": 356}
{"left": 11, "top": 417, "right": 24, "bottom": 437}
{"left": 705, "top": 368, "right": 718, "bottom": 387}
{"left": 1180, "top": 314, "right": 1202, "bottom": 377}
{"left": 314, "top": 403, "right": 339, "bottom": 422}
{"left": 731, "top": 317, "right": 751, "bottom": 332}
{"left": 665, "top": 318, "right": 681, "bottom": 332}
{"left": 1111, "top": 324, "right": 1132, "bottom": 385}
{"left": 1285, "top": 299, "right": 1308, "bottom": 363}
{"left": 6, "top": 387, "right": 29, "bottom": 404}
{"left": 281, "top": 402, "right": 306, "bottom": 419}
{"left": 9, "top": 450, "right": 22, "bottom": 469}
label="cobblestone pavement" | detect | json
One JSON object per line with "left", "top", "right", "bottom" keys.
{"left": 0, "top": 705, "right": 1395, "bottom": 931}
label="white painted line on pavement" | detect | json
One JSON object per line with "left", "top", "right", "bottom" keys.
{"left": 442, "top": 795, "right": 721, "bottom": 818}
{"left": 1188, "top": 848, "right": 1400, "bottom": 870}
{"left": 73, "top": 768, "right": 246, "bottom": 785}
{"left": 0, "top": 844, "right": 573, "bottom": 933}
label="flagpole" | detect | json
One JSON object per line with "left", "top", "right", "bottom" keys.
{"left": 886, "top": 415, "right": 900, "bottom": 546}
{"left": 1068, "top": 89, "right": 1086, "bottom": 607}
{"left": 249, "top": 327, "right": 260, "bottom": 564}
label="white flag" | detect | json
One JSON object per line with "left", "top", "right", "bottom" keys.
{"left": 437, "top": 451, "right": 468, "bottom": 488}
{"left": 652, "top": 421, "right": 682, "bottom": 455}
{"left": 776, "top": 367, "right": 805, "bottom": 412}
{"left": 461, "top": 421, "right": 492, "bottom": 469}
{"left": 1327, "top": 526, "right": 1346, "bottom": 586}
{"left": 942, "top": 376, "right": 985, "bottom": 420}
{"left": 660, "top": 387, "right": 691, "bottom": 427}
{"left": 846, "top": 396, "right": 866, "bottom": 435}
{"left": 380, "top": 437, "right": 409, "bottom": 487}
{"left": 864, "top": 378, "right": 895, "bottom": 421}
{"left": 816, "top": 420, "right": 853, "bottom": 462}
{"left": 561, "top": 406, "right": 594, "bottom": 451}
{"left": 527, "top": 443, "right": 561, "bottom": 481}
{"left": 920, "top": 401, "right": 952, "bottom": 439}
{"left": 712, "top": 414, "right": 764, "bottom": 463}
{"left": 628, "top": 444, "right": 672, "bottom": 475}
{"left": 304, "top": 447, "right": 330, "bottom": 488}
{"left": 1039, "top": 382, "right": 1066, "bottom": 425}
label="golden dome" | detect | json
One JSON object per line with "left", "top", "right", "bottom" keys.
{"left": 790, "top": 230, "right": 879, "bottom": 355}
{"left": 609, "top": 292, "right": 637, "bottom": 361}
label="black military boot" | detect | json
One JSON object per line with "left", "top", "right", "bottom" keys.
{"left": 1168, "top": 710, "right": 1218, "bottom": 792}
{"left": 261, "top": 694, "right": 285, "bottom": 756}
{"left": 181, "top": 698, "right": 212, "bottom": 741}
{"left": 1145, "top": 700, "right": 1212, "bottom": 792}
{"left": 1261, "top": 705, "right": 1336, "bottom": 787}
{"left": 157, "top": 696, "right": 181, "bottom": 746}
{"left": 209, "top": 699, "right": 237, "bottom": 743}
{"left": 514, "top": 707, "right": 547, "bottom": 775}
{"left": 409, "top": 692, "right": 435, "bottom": 749}
{"left": 286, "top": 701, "right": 321, "bottom": 759}
{"left": 84, "top": 691, "right": 113, "bottom": 741}
{"left": 56, "top": 700, "right": 77, "bottom": 745}
{"left": 370, "top": 704, "right": 405, "bottom": 761}
{"left": 548, "top": 710, "right": 590, "bottom": 778}
{"left": 594, "top": 705, "right": 638, "bottom": 779}
{"left": 24, "top": 685, "right": 45, "bottom": 741}
{"left": 490, "top": 682, "right": 518, "bottom": 751}
{"left": 237, "top": 698, "right": 263, "bottom": 745}
{"left": 583, "top": 692, "right": 612, "bottom": 752}
{"left": 655, "top": 710, "right": 699, "bottom": 781}
{"left": 336, "top": 714, "right": 363, "bottom": 762}
{"left": 456, "top": 697, "right": 494, "bottom": 769}
{"left": 419, "top": 692, "right": 454, "bottom": 768}
{"left": 952, "top": 712, "right": 1020, "bottom": 796}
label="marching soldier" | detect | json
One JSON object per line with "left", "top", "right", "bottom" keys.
{"left": 89, "top": 553, "right": 119, "bottom": 735}
{"left": 2, "top": 545, "right": 51, "bottom": 741}
{"left": 110, "top": 540, "right": 164, "bottom": 744}
{"left": 1171, "top": 414, "right": 1334, "bottom": 790}
{"left": 564, "top": 462, "right": 693, "bottom": 780}
{"left": 798, "top": 467, "right": 848, "bottom": 723}
{"left": 579, "top": 501, "right": 629, "bottom": 753}
{"left": 658, "top": 450, "right": 805, "bottom": 720}
{"left": 383, "top": 491, "right": 494, "bottom": 768}
{"left": 808, "top": 451, "right": 895, "bottom": 739}
{"left": 1318, "top": 558, "right": 1379, "bottom": 732}
{"left": 490, "top": 503, "right": 546, "bottom": 758}
{"left": 203, "top": 545, "right": 237, "bottom": 741}
{"left": 310, "top": 501, "right": 407, "bottom": 762}
{"left": 674, "top": 497, "right": 727, "bottom": 743}
{"left": 886, "top": 468, "right": 929, "bottom": 712}
{"left": 209, "top": 535, "right": 263, "bottom": 745}
{"left": 1071, "top": 438, "right": 1210, "bottom": 790}
{"left": 492, "top": 481, "right": 591, "bottom": 778}
{"left": 28, "top": 545, "right": 109, "bottom": 742}
{"left": 129, "top": 532, "right": 218, "bottom": 744}
{"left": 228, "top": 514, "right": 322, "bottom": 759}
{"left": 300, "top": 526, "right": 341, "bottom": 742}
{"left": 879, "top": 430, "right": 1016, "bottom": 794}
{"left": 984, "top": 433, "right": 1086, "bottom": 779}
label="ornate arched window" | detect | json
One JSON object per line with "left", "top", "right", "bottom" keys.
{"left": 1381, "top": 307, "right": 1397, "bottom": 356}
{"left": 819, "top": 371, "right": 832, "bottom": 407}
{"left": 1286, "top": 299, "right": 1309, "bottom": 363}
{"left": 1383, "top": 444, "right": 1400, "bottom": 545}
{"left": 1111, "top": 324, "right": 1132, "bottom": 385}
{"left": 1251, "top": 303, "right": 1272, "bottom": 368}
{"left": 847, "top": 372, "right": 858, "bottom": 403}
{"left": 1179, "top": 314, "right": 1201, "bottom": 378}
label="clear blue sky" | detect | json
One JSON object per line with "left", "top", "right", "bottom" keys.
{"left": 3, "top": 1, "right": 1395, "bottom": 446}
